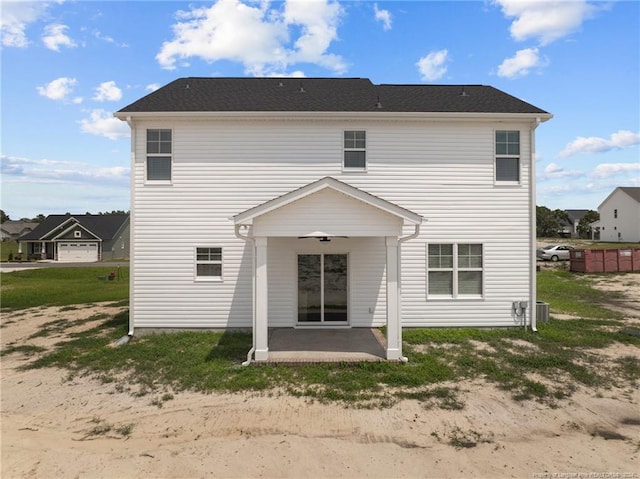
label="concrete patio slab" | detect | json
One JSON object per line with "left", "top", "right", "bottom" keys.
{"left": 266, "top": 328, "right": 387, "bottom": 363}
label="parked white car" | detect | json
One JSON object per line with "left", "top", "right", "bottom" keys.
{"left": 536, "top": 244, "right": 574, "bottom": 262}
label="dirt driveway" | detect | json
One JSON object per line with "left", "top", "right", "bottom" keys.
{"left": 2, "top": 275, "right": 639, "bottom": 478}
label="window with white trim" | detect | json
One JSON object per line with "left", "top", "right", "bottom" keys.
{"left": 146, "top": 129, "right": 172, "bottom": 181}
{"left": 428, "top": 243, "right": 483, "bottom": 297}
{"left": 196, "top": 247, "right": 222, "bottom": 280}
{"left": 74, "top": 230, "right": 82, "bottom": 238}
{"left": 343, "top": 130, "right": 366, "bottom": 169}
{"left": 495, "top": 130, "right": 520, "bottom": 182}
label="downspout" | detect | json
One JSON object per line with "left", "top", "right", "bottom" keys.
{"left": 113, "top": 115, "right": 135, "bottom": 347}
{"left": 396, "top": 223, "right": 422, "bottom": 363}
{"left": 235, "top": 224, "right": 256, "bottom": 366}
{"left": 126, "top": 115, "right": 136, "bottom": 337}
{"left": 529, "top": 118, "right": 541, "bottom": 332}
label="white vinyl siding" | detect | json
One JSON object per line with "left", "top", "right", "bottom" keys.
{"left": 130, "top": 118, "right": 533, "bottom": 329}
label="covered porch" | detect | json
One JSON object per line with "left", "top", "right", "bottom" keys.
{"left": 234, "top": 177, "right": 424, "bottom": 363}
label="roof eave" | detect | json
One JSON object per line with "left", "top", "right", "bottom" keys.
{"left": 115, "top": 110, "right": 552, "bottom": 122}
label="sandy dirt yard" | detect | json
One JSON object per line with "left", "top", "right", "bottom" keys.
{"left": 2, "top": 274, "right": 639, "bottom": 479}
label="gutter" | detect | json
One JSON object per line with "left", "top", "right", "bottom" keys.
{"left": 396, "top": 222, "right": 423, "bottom": 363}
{"left": 235, "top": 224, "right": 256, "bottom": 366}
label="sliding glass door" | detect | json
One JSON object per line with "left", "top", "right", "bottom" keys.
{"left": 298, "top": 254, "right": 348, "bottom": 323}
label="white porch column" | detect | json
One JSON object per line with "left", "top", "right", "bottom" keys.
{"left": 386, "top": 236, "right": 401, "bottom": 360}
{"left": 40, "top": 242, "right": 46, "bottom": 259}
{"left": 254, "top": 236, "right": 269, "bottom": 361}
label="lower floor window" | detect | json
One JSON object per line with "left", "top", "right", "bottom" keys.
{"left": 196, "top": 247, "right": 222, "bottom": 279}
{"left": 428, "top": 243, "right": 483, "bottom": 297}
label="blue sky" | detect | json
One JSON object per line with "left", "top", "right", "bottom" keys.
{"left": 1, "top": 0, "right": 638, "bottom": 219}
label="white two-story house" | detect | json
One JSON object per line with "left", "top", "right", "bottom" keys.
{"left": 115, "top": 77, "right": 552, "bottom": 362}
{"left": 596, "top": 187, "right": 640, "bottom": 242}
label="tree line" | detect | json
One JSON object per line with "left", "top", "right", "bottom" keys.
{"left": 0, "top": 210, "right": 129, "bottom": 224}
{"left": 536, "top": 206, "right": 598, "bottom": 238}
{"left": 3, "top": 207, "right": 596, "bottom": 239}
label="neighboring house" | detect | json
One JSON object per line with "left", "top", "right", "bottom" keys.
{"left": 115, "top": 77, "right": 552, "bottom": 362}
{"left": 597, "top": 187, "right": 640, "bottom": 242}
{"left": 1, "top": 220, "right": 38, "bottom": 241}
{"left": 560, "top": 209, "right": 590, "bottom": 238}
{"left": 18, "top": 214, "right": 130, "bottom": 262}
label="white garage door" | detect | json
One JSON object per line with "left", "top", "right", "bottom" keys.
{"left": 58, "top": 243, "right": 99, "bottom": 262}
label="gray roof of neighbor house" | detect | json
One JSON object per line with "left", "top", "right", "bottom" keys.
{"left": 19, "top": 214, "right": 129, "bottom": 241}
{"left": 620, "top": 187, "right": 640, "bottom": 203}
{"left": 1, "top": 220, "right": 39, "bottom": 236}
{"left": 117, "top": 77, "right": 550, "bottom": 115}
{"left": 565, "top": 209, "right": 591, "bottom": 221}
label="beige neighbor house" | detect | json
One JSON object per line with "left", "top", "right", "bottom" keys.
{"left": 1, "top": 220, "right": 38, "bottom": 242}
{"left": 596, "top": 187, "right": 640, "bottom": 242}
{"left": 115, "top": 77, "right": 552, "bottom": 362}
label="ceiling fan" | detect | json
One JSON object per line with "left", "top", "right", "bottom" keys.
{"left": 297, "top": 235, "right": 349, "bottom": 242}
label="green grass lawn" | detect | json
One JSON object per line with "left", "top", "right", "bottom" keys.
{"left": 1, "top": 267, "right": 129, "bottom": 310}
{"left": 2, "top": 267, "right": 638, "bottom": 408}
{"left": 0, "top": 241, "right": 20, "bottom": 261}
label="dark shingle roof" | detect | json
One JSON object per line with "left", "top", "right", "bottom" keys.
{"left": 620, "top": 187, "right": 640, "bottom": 203}
{"left": 565, "top": 209, "right": 591, "bottom": 221}
{"left": 19, "top": 214, "right": 129, "bottom": 241}
{"left": 117, "top": 77, "right": 549, "bottom": 115}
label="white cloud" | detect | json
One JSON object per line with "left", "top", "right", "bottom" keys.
{"left": 497, "top": 47, "right": 547, "bottom": 78}
{"left": 1, "top": 154, "right": 130, "bottom": 187}
{"left": 42, "top": 23, "right": 77, "bottom": 51}
{"left": 93, "top": 30, "right": 128, "bottom": 47}
{"left": 493, "top": 0, "right": 596, "bottom": 45}
{"left": 146, "top": 83, "right": 161, "bottom": 92}
{"left": 416, "top": 49, "right": 449, "bottom": 82}
{"left": 79, "top": 109, "right": 130, "bottom": 140}
{"left": 539, "top": 162, "right": 583, "bottom": 180}
{"left": 93, "top": 81, "right": 123, "bottom": 102}
{"left": 156, "top": 0, "right": 346, "bottom": 76}
{"left": 374, "top": 3, "right": 392, "bottom": 30}
{"left": 36, "top": 77, "right": 78, "bottom": 101}
{"left": 592, "top": 162, "right": 640, "bottom": 179}
{"left": 0, "top": 1, "right": 51, "bottom": 47}
{"left": 559, "top": 130, "right": 640, "bottom": 157}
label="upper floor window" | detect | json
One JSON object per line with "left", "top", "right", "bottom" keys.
{"left": 428, "top": 243, "right": 483, "bottom": 297}
{"left": 495, "top": 130, "right": 520, "bottom": 183}
{"left": 344, "top": 130, "right": 366, "bottom": 170}
{"left": 614, "top": 209, "right": 618, "bottom": 218}
{"left": 147, "top": 129, "right": 172, "bottom": 181}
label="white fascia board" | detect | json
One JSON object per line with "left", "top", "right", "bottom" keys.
{"left": 52, "top": 222, "right": 101, "bottom": 241}
{"left": 114, "top": 110, "right": 553, "bottom": 123}
{"left": 234, "top": 176, "right": 423, "bottom": 226}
